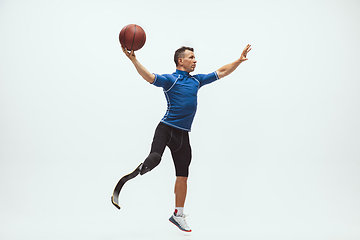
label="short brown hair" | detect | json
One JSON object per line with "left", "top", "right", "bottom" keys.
{"left": 174, "top": 46, "right": 194, "bottom": 66}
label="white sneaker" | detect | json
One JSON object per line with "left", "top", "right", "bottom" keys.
{"left": 169, "top": 213, "right": 192, "bottom": 232}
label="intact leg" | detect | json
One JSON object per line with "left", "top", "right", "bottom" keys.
{"left": 170, "top": 130, "right": 191, "bottom": 209}
{"left": 174, "top": 176, "right": 188, "bottom": 207}
{"left": 168, "top": 130, "right": 192, "bottom": 232}
{"left": 169, "top": 178, "right": 192, "bottom": 232}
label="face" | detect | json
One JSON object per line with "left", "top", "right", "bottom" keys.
{"left": 179, "top": 50, "right": 197, "bottom": 72}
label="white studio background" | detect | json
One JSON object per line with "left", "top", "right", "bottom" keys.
{"left": 1, "top": 0, "right": 359, "bottom": 239}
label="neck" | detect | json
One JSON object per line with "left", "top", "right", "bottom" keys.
{"left": 176, "top": 66, "right": 189, "bottom": 72}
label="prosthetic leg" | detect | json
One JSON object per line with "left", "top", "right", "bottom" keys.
{"left": 111, "top": 152, "right": 162, "bottom": 209}
{"left": 140, "top": 152, "right": 161, "bottom": 175}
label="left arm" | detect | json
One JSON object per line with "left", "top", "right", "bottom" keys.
{"left": 216, "top": 44, "right": 252, "bottom": 79}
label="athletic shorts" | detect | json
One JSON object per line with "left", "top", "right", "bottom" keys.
{"left": 150, "top": 122, "right": 192, "bottom": 177}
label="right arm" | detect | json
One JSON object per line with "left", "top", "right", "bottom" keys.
{"left": 122, "top": 47, "right": 155, "bottom": 84}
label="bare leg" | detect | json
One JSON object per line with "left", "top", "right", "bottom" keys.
{"left": 174, "top": 176, "right": 188, "bottom": 207}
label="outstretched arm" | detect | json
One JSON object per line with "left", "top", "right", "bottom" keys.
{"left": 216, "top": 44, "right": 252, "bottom": 79}
{"left": 122, "top": 47, "right": 155, "bottom": 84}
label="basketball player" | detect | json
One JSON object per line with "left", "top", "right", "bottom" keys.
{"left": 122, "top": 44, "right": 251, "bottom": 232}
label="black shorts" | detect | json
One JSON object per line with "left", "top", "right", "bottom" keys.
{"left": 150, "top": 122, "right": 192, "bottom": 177}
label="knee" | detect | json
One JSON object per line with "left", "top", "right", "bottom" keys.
{"left": 176, "top": 176, "right": 188, "bottom": 184}
{"left": 140, "top": 152, "right": 162, "bottom": 175}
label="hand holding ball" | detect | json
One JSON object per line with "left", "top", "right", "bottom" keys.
{"left": 119, "top": 24, "right": 146, "bottom": 51}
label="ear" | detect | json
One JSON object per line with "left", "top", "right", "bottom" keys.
{"left": 178, "top": 58, "right": 183, "bottom": 66}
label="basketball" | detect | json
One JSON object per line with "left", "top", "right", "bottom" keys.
{"left": 119, "top": 24, "right": 146, "bottom": 51}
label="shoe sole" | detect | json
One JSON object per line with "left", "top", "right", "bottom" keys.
{"left": 169, "top": 217, "right": 192, "bottom": 232}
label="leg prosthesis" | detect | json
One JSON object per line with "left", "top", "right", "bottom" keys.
{"left": 140, "top": 152, "right": 161, "bottom": 175}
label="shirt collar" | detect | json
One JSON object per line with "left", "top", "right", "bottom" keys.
{"left": 175, "top": 69, "right": 191, "bottom": 77}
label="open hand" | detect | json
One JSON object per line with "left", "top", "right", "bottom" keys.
{"left": 239, "top": 44, "right": 252, "bottom": 62}
{"left": 122, "top": 46, "right": 136, "bottom": 62}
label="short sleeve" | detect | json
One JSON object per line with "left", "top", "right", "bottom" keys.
{"left": 152, "top": 73, "right": 172, "bottom": 90}
{"left": 194, "top": 71, "right": 219, "bottom": 88}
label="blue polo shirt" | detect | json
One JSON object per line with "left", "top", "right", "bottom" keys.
{"left": 152, "top": 69, "right": 219, "bottom": 131}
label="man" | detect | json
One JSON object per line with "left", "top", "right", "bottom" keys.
{"left": 122, "top": 44, "right": 251, "bottom": 232}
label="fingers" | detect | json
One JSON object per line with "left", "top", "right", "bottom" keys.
{"left": 246, "top": 44, "right": 252, "bottom": 53}
{"left": 121, "top": 46, "right": 132, "bottom": 53}
{"left": 121, "top": 46, "right": 129, "bottom": 55}
{"left": 121, "top": 46, "right": 136, "bottom": 61}
{"left": 122, "top": 46, "right": 134, "bottom": 58}
{"left": 242, "top": 44, "right": 252, "bottom": 57}
{"left": 238, "top": 44, "right": 251, "bottom": 62}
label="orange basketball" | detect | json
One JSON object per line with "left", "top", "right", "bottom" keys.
{"left": 119, "top": 24, "right": 146, "bottom": 51}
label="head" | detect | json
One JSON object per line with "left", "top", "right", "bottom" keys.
{"left": 174, "top": 46, "right": 197, "bottom": 72}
